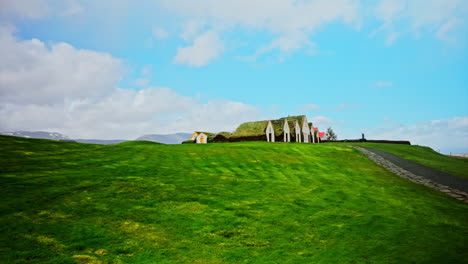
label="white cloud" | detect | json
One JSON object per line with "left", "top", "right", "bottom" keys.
{"left": 0, "top": 27, "right": 260, "bottom": 139}
{"left": 0, "top": 0, "right": 50, "bottom": 19}
{"left": 4, "top": 0, "right": 465, "bottom": 67}
{"left": 298, "top": 104, "right": 321, "bottom": 113}
{"left": 161, "top": 0, "right": 360, "bottom": 33}
{"left": 385, "top": 31, "right": 399, "bottom": 45}
{"left": 174, "top": 30, "right": 224, "bottom": 66}
{"left": 366, "top": 117, "right": 468, "bottom": 153}
{"left": 61, "top": 0, "right": 83, "bottom": 16}
{"left": 298, "top": 103, "right": 360, "bottom": 115}
{"left": 436, "top": 18, "right": 462, "bottom": 44}
{"left": 177, "top": 99, "right": 261, "bottom": 133}
{"left": 140, "top": 65, "right": 152, "bottom": 76}
{"left": 134, "top": 78, "right": 149, "bottom": 87}
{"left": 181, "top": 20, "right": 206, "bottom": 41}
{"left": 0, "top": 0, "right": 83, "bottom": 19}
{"left": 134, "top": 65, "right": 152, "bottom": 87}
{"left": 0, "top": 27, "right": 123, "bottom": 105}
{"left": 308, "top": 115, "right": 348, "bottom": 139}
{"left": 373, "top": 0, "right": 468, "bottom": 44}
{"left": 335, "top": 103, "right": 360, "bottom": 111}
{"left": 374, "top": 0, "right": 406, "bottom": 23}
{"left": 152, "top": 26, "right": 168, "bottom": 39}
{"left": 162, "top": 0, "right": 360, "bottom": 60}
{"left": 0, "top": 88, "right": 260, "bottom": 139}
{"left": 406, "top": 0, "right": 466, "bottom": 30}
{"left": 254, "top": 31, "right": 316, "bottom": 59}
{"left": 374, "top": 81, "right": 393, "bottom": 88}
{"left": 310, "top": 115, "right": 335, "bottom": 129}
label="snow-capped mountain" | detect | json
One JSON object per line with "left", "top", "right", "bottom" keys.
{"left": 1, "top": 131, "right": 193, "bottom": 145}
{"left": 1, "top": 131, "right": 71, "bottom": 140}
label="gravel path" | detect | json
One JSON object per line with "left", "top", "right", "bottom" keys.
{"left": 353, "top": 146, "right": 468, "bottom": 203}
{"left": 365, "top": 148, "right": 468, "bottom": 192}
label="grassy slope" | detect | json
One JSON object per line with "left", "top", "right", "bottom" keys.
{"left": 342, "top": 143, "right": 468, "bottom": 179}
{"left": 0, "top": 135, "right": 467, "bottom": 263}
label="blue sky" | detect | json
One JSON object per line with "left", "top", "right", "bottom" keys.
{"left": 0, "top": 0, "right": 467, "bottom": 153}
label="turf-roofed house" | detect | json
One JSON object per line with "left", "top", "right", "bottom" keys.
{"left": 187, "top": 132, "right": 216, "bottom": 144}
{"left": 185, "top": 115, "right": 325, "bottom": 144}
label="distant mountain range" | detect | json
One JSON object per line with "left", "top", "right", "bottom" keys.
{"left": 135, "top": 133, "right": 192, "bottom": 144}
{"left": 0, "top": 131, "right": 193, "bottom": 145}
{"left": 1, "top": 131, "right": 71, "bottom": 141}
{"left": 74, "top": 139, "right": 128, "bottom": 145}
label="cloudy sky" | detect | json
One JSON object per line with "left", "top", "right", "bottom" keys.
{"left": 0, "top": 0, "right": 467, "bottom": 153}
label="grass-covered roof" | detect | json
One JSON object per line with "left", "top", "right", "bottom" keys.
{"left": 232, "top": 115, "right": 306, "bottom": 137}
{"left": 283, "top": 115, "right": 305, "bottom": 124}
{"left": 216, "top": 131, "right": 232, "bottom": 137}
{"left": 231, "top": 120, "right": 269, "bottom": 137}
{"left": 195, "top": 131, "right": 216, "bottom": 137}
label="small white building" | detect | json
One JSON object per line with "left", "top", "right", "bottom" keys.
{"left": 189, "top": 132, "right": 213, "bottom": 144}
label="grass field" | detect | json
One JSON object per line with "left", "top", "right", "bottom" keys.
{"left": 1, "top": 135, "right": 467, "bottom": 263}
{"left": 341, "top": 142, "right": 468, "bottom": 179}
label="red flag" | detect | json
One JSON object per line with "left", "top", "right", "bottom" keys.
{"left": 313, "top": 127, "right": 318, "bottom": 131}
{"left": 319, "top": 132, "right": 325, "bottom": 138}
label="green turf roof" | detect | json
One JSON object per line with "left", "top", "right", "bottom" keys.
{"left": 281, "top": 115, "right": 304, "bottom": 123}
{"left": 232, "top": 115, "right": 306, "bottom": 137}
{"left": 231, "top": 120, "right": 269, "bottom": 136}
{"left": 195, "top": 131, "right": 216, "bottom": 137}
{"left": 216, "top": 131, "right": 232, "bottom": 137}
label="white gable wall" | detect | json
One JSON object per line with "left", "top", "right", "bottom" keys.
{"left": 196, "top": 133, "right": 208, "bottom": 144}
{"left": 266, "top": 121, "right": 275, "bottom": 142}
{"left": 294, "top": 121, "right": 301, "bottom": 142}
{"left": 301, "top": 117, "right": 310, "bottom": 143}
{"left": 283, "top": 120, "right": 290, "bottom": 142}
{"left": 310, "top": 126, "right": 315, "bottom": 143}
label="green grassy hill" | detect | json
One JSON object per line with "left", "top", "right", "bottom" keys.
{"left": 1, "top": 135, "right": 467, "bottom": 263}
{"left": 342, "top": 142, "right": 468, "bottom": 178}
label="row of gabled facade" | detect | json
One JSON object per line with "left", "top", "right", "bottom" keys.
{"left": 264, "top": 115, "right": 324, "bottom": 143}
{"left": 186, "top": 115, "right": 324, "bottom": 144}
